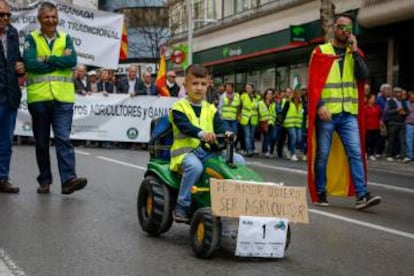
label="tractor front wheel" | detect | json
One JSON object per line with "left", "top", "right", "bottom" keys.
{"left": 190, "top": 207, "right": 221, "bottom": 258}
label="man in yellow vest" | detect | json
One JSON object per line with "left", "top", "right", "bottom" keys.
{"left": 23, "top": 2, "right": 87, "bottom": 195}
{"left": 308, "top": 14, "right": 380, "bottom": 210}
{"left": 170, "top": 64, "right": 245, "bottom": 223}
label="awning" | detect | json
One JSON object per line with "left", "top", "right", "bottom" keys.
{"left": 358, "top": 0, "right": 414, "bottom": 28}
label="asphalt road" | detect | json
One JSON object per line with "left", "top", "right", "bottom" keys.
{"left": 0, "top": 146, "right": 413, "bottom": 276}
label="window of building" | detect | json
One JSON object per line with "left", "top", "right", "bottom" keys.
{"left": 235, "top": 0, "right": 257, "bottom": 14}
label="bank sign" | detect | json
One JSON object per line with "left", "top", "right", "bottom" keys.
{"left": 222, "top": 47, "right": 243, "bottom": 58}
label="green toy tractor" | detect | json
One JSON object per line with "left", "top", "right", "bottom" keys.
{"left": 137, "top": 117, "right": 290, "bottom": 258}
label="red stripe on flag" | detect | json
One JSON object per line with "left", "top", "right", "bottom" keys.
{"left": 119, "top": 23, "right": 128, "bottom": 61}
{"left": 155, "top": 52, "right": 170, "bottom": 97}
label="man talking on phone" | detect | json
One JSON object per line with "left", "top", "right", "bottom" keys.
{"left": 307, "top": 14, "right": 381, "bottom": 210}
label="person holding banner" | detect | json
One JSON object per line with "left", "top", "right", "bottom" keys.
{"left": 169, "top": 64, "right": 245, "bottom": 223}
{"left": 0, "top": 0, "right": 25, "bottom": 193}
{"left": 117, "top": 65, "right": 145, "bottom": 96}
{"left": 23, "top": 1, "right": 87, "bottom": 195}
{"left": 307, "top": 14, "right": 380, "bottom": 210}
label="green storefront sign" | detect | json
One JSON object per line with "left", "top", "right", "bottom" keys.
{"left": 290, "top": 25, "right": 307, "bottom": 42}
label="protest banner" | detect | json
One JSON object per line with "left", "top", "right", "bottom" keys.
{"left": 15, "top": 91, "right": 178, "bottom": 142}
{"left": 10, "top": 0, "right": 124, "bottom": 68}
{"left": 210, "top": 179, "right": 309, "bottom": 223}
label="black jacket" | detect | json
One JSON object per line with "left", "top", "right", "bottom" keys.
{"left": 117, "top": 77, "right": 145, "bottom": 95}
{"left": 74, "top": 77, "right": 90, "bottom": 94}
{"left": 97, "top": 81, "right": 115, "bottom": 93}
{"left": 167, "top": 82, "right": 180, "bottom": 97}
{"left": 0, "top": 25, "right": 23, "bottom": 109}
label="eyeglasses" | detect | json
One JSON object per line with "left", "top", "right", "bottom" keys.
{"left": 335, "top": 24, "right": 352, "bottom": 32}
{"left": 0, "top": 12, "right": 12, "bottom": 19}
{"left": 168, "top": 75, "right": 176, "bottom": 78}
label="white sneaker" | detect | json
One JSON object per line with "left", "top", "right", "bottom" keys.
{"left": 402, "top": 157, "right": 411, "bottom": 163}
{"left": 369, "top": 155, "right": 376, "bottom": 161}
{"left": 301, "top": 154, "right": 307, "bottom": 161}
{"left": 386, "top": 157, "right": 394, "bottom": 162}
{"left": 290, "top": 154, "right": 298, "bottom": 161}
{"left": 265, "top": 152, "right": 270, "bottom": 158}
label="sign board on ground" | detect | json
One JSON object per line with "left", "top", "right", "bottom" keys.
{"left": 210, "top": 179, "right": 309, "bottom": 223}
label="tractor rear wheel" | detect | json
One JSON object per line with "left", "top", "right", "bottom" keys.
{"left": 137, "top": 175, "right": 174, "bottom": 236}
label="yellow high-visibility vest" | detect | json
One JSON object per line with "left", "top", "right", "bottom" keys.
{"left": 240, "top": 92, "right": 259, "bottom": 126}
{"left": 221, "top": 93, "right": 240, "bottom": 120}
{"left": 319, "top": 43, "right": 358, "bottom": 115}
{"left": 169, "top": 99, "right": 216, "bottom": 172}
{"left": 283, "top": 101, "right": 304, "bottom": 128}
{"left": 258, "top": 101, "right": 276, "bottom": 125}
{"left": 26, "top": 30, "right": 75, "bottom": 104}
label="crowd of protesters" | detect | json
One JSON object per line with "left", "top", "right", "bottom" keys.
{"left": 364, "top": 83, "right": 414, "bottom": 163}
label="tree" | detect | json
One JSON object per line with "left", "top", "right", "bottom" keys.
{"left": 320, "top": 0, "right": 335, "bottom": 42}
{"left": 117, "top": 0, "right": 171, "bottom": 61}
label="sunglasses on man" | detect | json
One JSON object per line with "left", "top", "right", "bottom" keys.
{"left": 335, "top": 24, "right": 352, "bottom": 33}
{"left": 0, "top": 12, "right": 12, "bottom": 18}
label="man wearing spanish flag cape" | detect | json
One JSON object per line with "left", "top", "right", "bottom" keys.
{"left": 307, "top": 14, "right": 381, "bottom": 210}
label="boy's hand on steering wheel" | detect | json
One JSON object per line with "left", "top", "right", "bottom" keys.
{"left": 202, "top": 132, "right": 216, "bottom": 144}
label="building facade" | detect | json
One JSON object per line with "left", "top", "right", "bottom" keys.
{"left": 170, "top": 0, "right": 414, "bottom": 93}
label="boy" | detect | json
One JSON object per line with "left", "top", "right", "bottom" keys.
{"left": 170, "top": 64, "right": 245, "bottom": 223}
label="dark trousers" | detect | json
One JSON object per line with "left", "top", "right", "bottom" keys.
{"left": 365, "top": 129, "right": 381, "bottom": 156}
{"left": 0, "top": 102, "right": 17, "bottom": 181}
{"left": 28, "top": 101, "right": 77, "bottom": 185}
{"left": 386, "top": 123, "right": 406, "bottom": 157}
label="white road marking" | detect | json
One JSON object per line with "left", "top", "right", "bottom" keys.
{"left": 96, "top": 156, "right": 146, "bottom": 170}
{"left": 309, "top": 209, "right": 414, "bottom": 240}
{"left": 0, "top": 249, "right": 25, "bottom": 276}
{"left": 94, "top": 156, "right": 414, "bottom": 240}
{"left": 246, "top": 161, "right": 414, "bottom": 194}
{"left": 75, "top": 149, "right": 91, "bottom": 155}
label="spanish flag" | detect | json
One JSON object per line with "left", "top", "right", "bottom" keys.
{"left": 119, "top": 23, "right": 128, "bottom": 61}
{"left": 155, "top": 49, "right": 170, "bottom": 97}
{"left": 307, "top": 48, "right": 367, "bottom": 203}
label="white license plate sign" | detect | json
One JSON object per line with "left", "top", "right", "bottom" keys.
{"left": 235, "top": 216, "right": 288, "bottom": 258}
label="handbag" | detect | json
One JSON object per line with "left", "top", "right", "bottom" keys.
{"left": 259, "top": 121, "right": 269, "bottom": 133}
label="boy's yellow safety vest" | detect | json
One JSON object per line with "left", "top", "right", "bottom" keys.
{"left": 169, "top": 99, "right": 216, "bottom": 172}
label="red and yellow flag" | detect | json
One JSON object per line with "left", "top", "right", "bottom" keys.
{"left": 155, "top": 49, "right": 170, "bottom": 97}
{"left": 119, "top": 23, "right": 128, "bottom": 61}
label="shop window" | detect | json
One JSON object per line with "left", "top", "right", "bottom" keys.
{"left": 236, "top": 0, "right": 257, "bottom": 13}
{"left": 276, "top": 66, "right": 289, "bottom": 91}
{"left": 236, "top": 72, "right": 247, "bottom": 92}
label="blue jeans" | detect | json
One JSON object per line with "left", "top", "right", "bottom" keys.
{"left": 262, "top": 125, "right": 276, "bottom": 153}
{"left": 286, "top": 127, "right": 302, "bottom": 155}
{"left": 406, "top": 124, "right": 414, "bottom": 159}
{"left": 28, "top": 101, "right": 77, "bottom": 185}
{"left": 315, "top": 113, "right": 366, "bottom": 198}
{"left": 224, "top": 120, "right": 238, "bottom": 134}
{"left": 242, "top": 125, "right": 256, "bottom": 152}
{"left": 0, "top": 102, "right": 17, "bottom": 181}
{"left": 177, "top": 147, "right": 245, "bottom": 209}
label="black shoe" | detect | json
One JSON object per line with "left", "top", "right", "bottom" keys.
{"left": 315, "top": 193, "right": 329, "bottom": 207}
{"left": 62, "top": 177, "right": 87, "bottom": 195}
{"left": 356, "top": 193, "right": 381, "bottom": 210}
{"left": 37, "top": 183, "right": 50, "bottom": 194}
{"left": 0, "top": 180, "right": 19, "bottom": 193}
{"left": 172, "top": 207, "right": 190, "bottom": 223}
